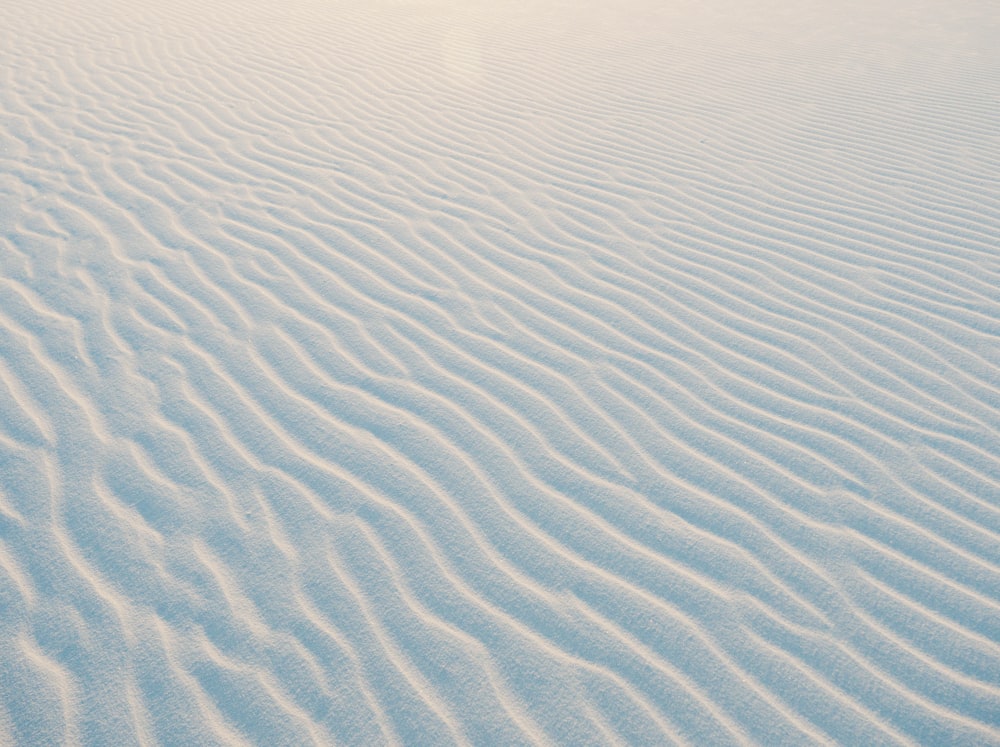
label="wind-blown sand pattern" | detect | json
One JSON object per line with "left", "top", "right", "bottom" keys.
{"left": 2, "top": 0, "right": 999, "bottom": 744}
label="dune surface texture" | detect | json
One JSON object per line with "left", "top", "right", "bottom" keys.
{"left": 2, "top": 0, "right": 999, "bottom": 744}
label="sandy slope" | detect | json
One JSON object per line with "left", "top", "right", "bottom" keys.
{"left": 1, "top": 0, "right": 999, "bottom": 744}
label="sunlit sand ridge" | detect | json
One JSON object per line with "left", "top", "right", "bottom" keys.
{"left": 1, "top": 0, "right": 999, "bottom": 743}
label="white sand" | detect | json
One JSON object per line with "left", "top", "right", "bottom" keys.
{"left": 1, "top": 0, "right": 999, "bottom": 744}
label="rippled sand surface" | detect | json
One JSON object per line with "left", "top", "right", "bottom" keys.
{"left": 1, "top": 1, "right": 999, "bottom": 743}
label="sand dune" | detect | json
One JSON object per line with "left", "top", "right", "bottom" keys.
{"left": 1, "top": 0, "right": 999, "bottom": 744}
